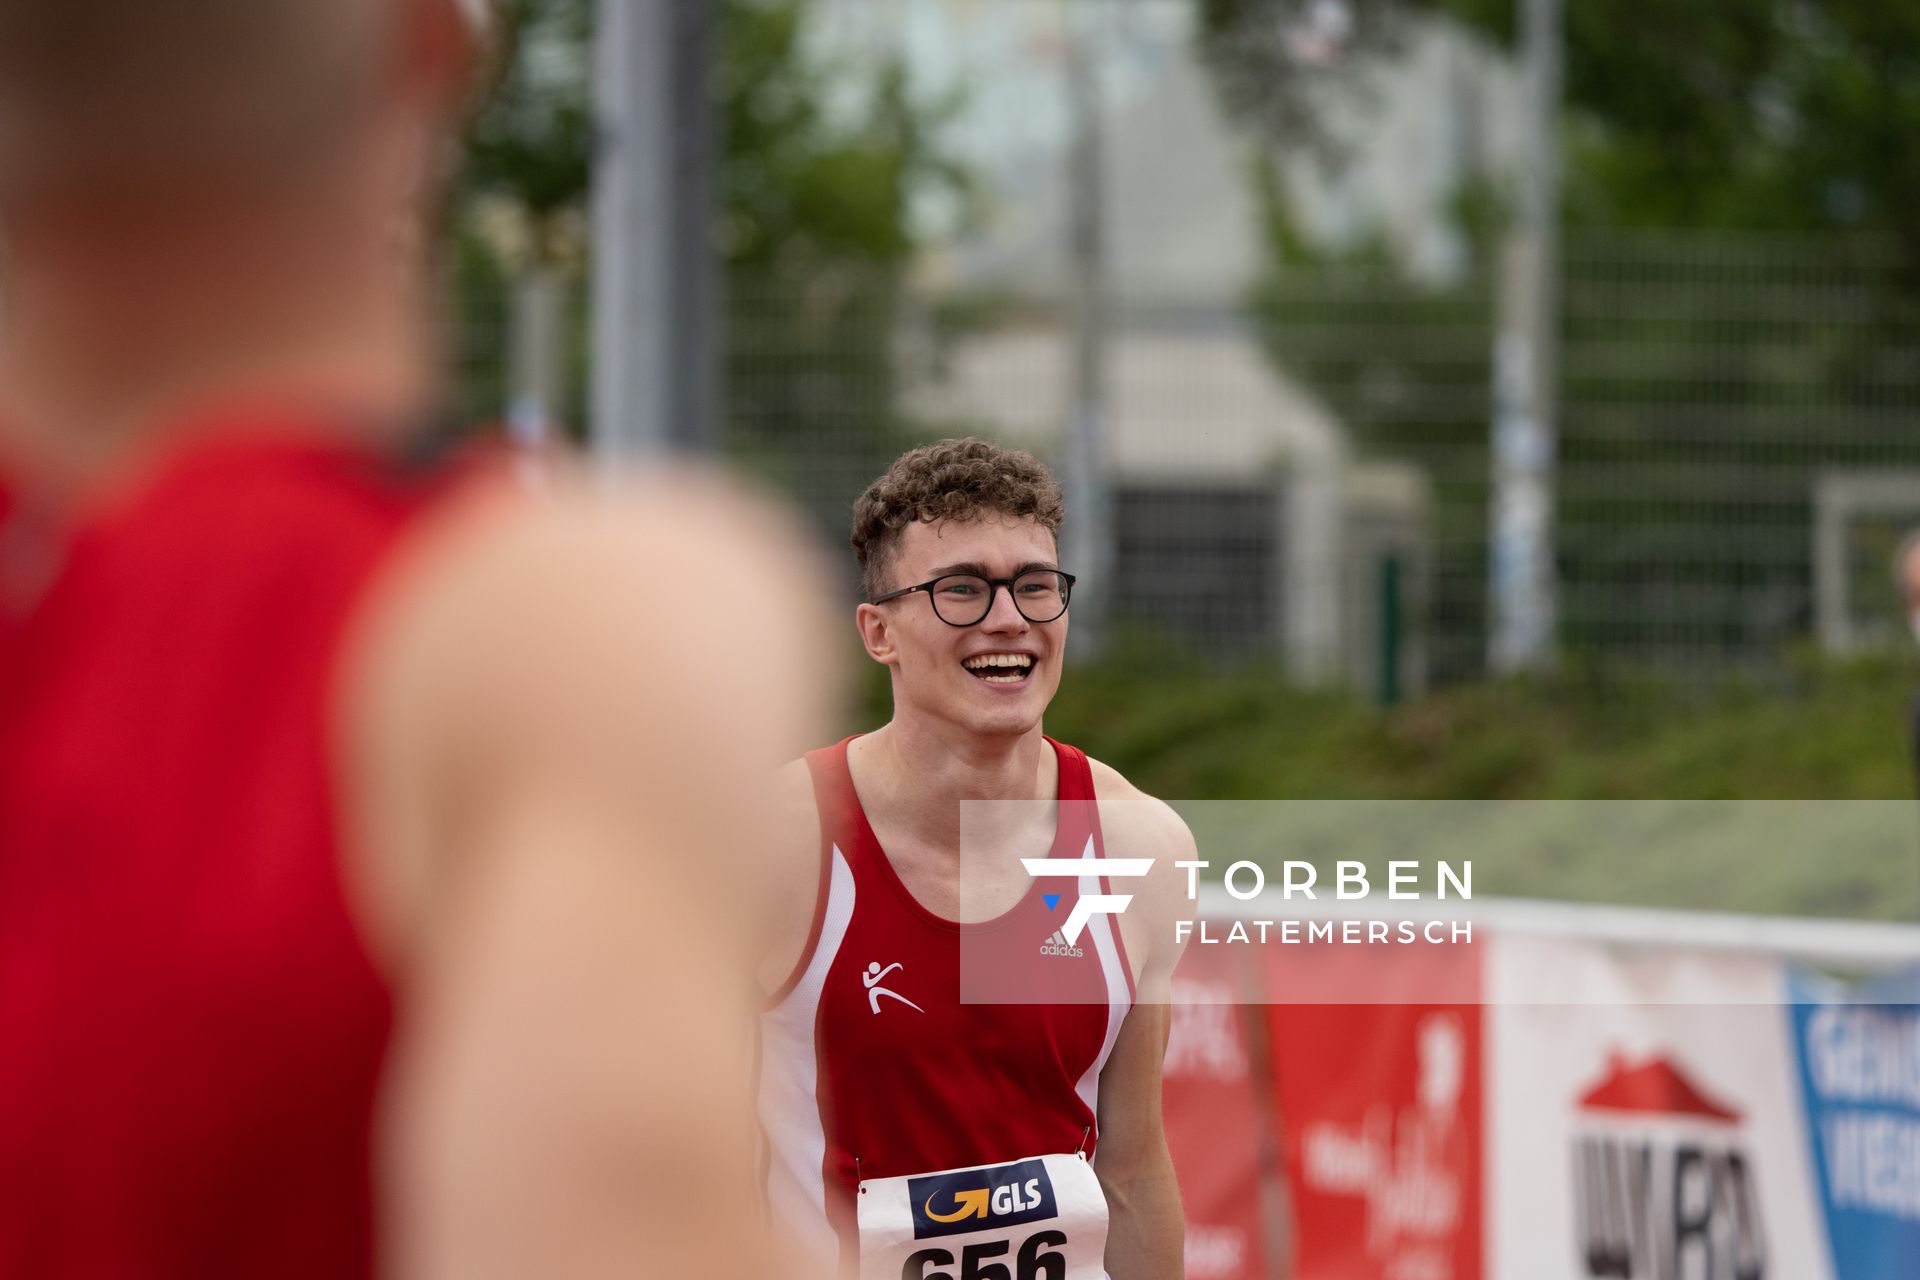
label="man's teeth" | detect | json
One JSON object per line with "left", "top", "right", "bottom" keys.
{"left": 963, "top": 654, "right": 1034, "bottom": 683}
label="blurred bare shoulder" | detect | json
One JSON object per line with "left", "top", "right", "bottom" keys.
{"left": 337, "top": 462, "right": 842, "bottom": 1278}
{"left": 337, "top": 460, "right": 841, "bottom": 968}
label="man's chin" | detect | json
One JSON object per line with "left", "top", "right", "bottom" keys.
{"left": 916, "top": 679, "right": 1055, "bottom": 739}
{"left": 969, "top": 705, "right": 1047, "bottom": 740}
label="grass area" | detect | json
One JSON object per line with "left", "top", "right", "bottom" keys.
{"left": 1042, "top": 642, "right": 1920, "bottom": 802}
{"left": 849, "top": 643, "right": 1920, "bottom": 920}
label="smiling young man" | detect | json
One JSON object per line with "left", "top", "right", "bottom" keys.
{"left": 758, "top": 438, "right": 1194, "bottom": 1279}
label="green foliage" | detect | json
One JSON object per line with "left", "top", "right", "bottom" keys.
{"left": 1243, "top": 155, "right": 1496, "bottom": 680}
{"left": 840, "top": 639, "right": 1920, "bottom": 915}
{"left": 1199, "top": 1, "right": 1920, "bottom": 678}
{"left": 1041, "top": 644, "right": 1920, "bottom": 917}
{"left": 718, "top": 1, "right": 968, "bottom": 529}
{"left": 451, "top": 0, "right": 967, "bottom": 483}
{"left": 1200, "top": 0, "right": 1920, "bottom": 256}
{"left": 446, "top": 225, "right": 513, "bottom": 426}
{"left": 462, "top": 0, "right": 593, "bottom": 218}
{"left": 1441, "top": 0, "right": 1920, "bottom": 257}
{"left": 1551, "top": 234, "right": 1920, "bottom": 666}
{"left": 1194, "top": 0, "right": 1418, "bottom": 165}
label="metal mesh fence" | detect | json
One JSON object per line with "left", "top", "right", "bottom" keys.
{"left": 450, "top": 231, "right": 1920, "bottom": 694}
{"left": 780, "top": 233, "right": 1920, "bottom": 691}
{"left": 1557, "top": 235, "right": 1920, "bottom": 681}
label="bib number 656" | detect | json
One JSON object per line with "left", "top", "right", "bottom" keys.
{"left": 901, "top": 1230, "right": 1068, "bottom": 1280}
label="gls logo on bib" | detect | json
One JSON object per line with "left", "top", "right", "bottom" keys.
{"left": 909, "top": 1159, "right": 1058, "bottom": 1240}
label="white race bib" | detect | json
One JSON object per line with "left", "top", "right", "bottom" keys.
{"left": 856, "top": 1151, "right": 1109, "bottom": 1280}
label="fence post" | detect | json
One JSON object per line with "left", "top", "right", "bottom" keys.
{"left": 1063, "top": 0, "right": 1113, "bottom": 656}
{"left": 1488, "top": 0, "right": 1561, "bottom": 674}
{"left": 591, "top": 0, "right": 718, "bottom": 458}
{"left": 507, "top": 265, "right": 567, "bottom": 447}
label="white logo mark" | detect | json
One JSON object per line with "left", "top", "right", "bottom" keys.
{"left": 1022, "top": 837, "right": 1154, "bottom": 945}
{"left": 1039, "top": 930, "right": 1085, "bottom": 958}
{"left": 863, "top": 961, "right": 924, "bottom": 1015}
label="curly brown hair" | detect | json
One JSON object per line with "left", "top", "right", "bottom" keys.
{"left": 851, "top": 437, "right": 1065, "bottom": 601}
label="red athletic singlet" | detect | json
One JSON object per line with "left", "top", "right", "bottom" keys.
{"left": 0, "top": 418, "right": 460, "bottom": 1277}
{"left": 759, "top": 735, "right": 1135, "bottom": 1265}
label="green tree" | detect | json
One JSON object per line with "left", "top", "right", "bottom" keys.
{"left": 1198, "top": 0, "right": 1920, "bottom": 679}
{"left": 1442, "top": 0, "right": 1920, "bottom": 258}
{"left": 451, "top": 0, "right": 594, "bottom": 428}
{"left": 454, "top": 0, "right": 966, "bottom": 507}
{"left": 1201, "top": 0, "right": 1920, "bottom": 253}
{"left": 1244, "top": 156, "right": 1498, "bottom": 681}
{"left": 463, "top": 0, "right": 593, "bottom": 229}
{"left": 715, "top": 1, "right": 968, "bottom": 524}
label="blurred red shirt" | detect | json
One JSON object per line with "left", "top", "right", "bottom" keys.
{"left": 0, "top": 414, "right": 462, "bottom": 1277}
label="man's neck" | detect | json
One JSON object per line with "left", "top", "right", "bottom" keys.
{"left": 0, "top": 212, "right": 436, "bottom": 501}
{"left": 854, "top": 714, "right": 1058, "bottom": 855}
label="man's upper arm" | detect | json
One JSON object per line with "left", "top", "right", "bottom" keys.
{"left": 1085, "top": 760, "right": 1192, "bottom": 1276}
{"left": 336, "top": 468, "right": 840, "bottom": 1277}
{"left": 1084, "top": 758, "right": 1194, "bottom": 1131}
{"left": 340, "top": 470, "right": 838, "bottom": 965}
{"left": 1086, "top": 758, "right": 1196, "bottom": 1002}
{"left": 1085, "top": 757, "right": 1194, "bottom": 1129}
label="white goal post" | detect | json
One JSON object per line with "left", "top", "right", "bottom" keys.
{"left": 1813, "top": 469, "right": 1920, "bottom": 655}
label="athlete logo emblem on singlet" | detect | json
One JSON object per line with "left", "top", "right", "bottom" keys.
{"left": 1039, "top": 929, "right": 1085, "bottom": 959}
{"left": 863, "top": 961, "right": 924, "bottom": 1015}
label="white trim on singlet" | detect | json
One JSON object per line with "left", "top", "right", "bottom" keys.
{"left": 1072, "top": 834, "right": 1133, "bottom": 1152}
{"left": 759, "top": 843, "right": 855, "bottom": 1257}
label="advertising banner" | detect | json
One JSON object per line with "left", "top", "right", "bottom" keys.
{"left": 1485, "top": 934, "right": 1831, "bottom": 1280}
{"left": 1265, "top": 940, "right": 1484, "bottom": 1280}
{"left": 1786, "top": 966, "right": 1920, "bottom": 1280}
{"left": 1165, "top": 944, "right": 1272, "bottom": 1280}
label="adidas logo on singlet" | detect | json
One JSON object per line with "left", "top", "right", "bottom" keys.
{"left": 1038, "top": 930, "right": 1084, "bottom": 959}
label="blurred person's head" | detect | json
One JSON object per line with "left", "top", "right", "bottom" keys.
{"left": 852, "top": 437, "right": 1070, "bottom": 739}
{"left": 0, "top": 0, "right": 489, "bottom": 462}
{"left": 1895, "top": 529, "right": 1920, "bottom": 645}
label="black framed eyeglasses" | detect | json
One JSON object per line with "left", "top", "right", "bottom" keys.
{"left": 871, "top": 569, "right": 1076, "bottom": 627}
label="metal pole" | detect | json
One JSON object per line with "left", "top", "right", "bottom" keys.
{"left": 507, "top": 265, "right": 565, "bottom": 448}
{"left": 1063, "top": 0, "right": 1113, "bottom": 656}
{"left": 1488, "top": 0, "right": 1561, "bottom": 673}
{"left": 591, "top": 0, "right": 718, "bottom": 459}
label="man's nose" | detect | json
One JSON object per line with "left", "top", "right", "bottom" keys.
{"left": 980, "top": 583, "right": 1030, "bottom": 632}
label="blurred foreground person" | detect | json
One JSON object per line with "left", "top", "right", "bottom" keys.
{"left": 0, "top": 3, "right": 831, "bottom": 1277}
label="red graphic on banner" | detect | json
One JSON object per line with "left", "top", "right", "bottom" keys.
{"left": 1579, "top": 1052, "right": 1743, "bottom": 1123}
{"left": 1164, "top": 945, "right": 1272, "bottom": 1280}
{"left": 1571, "top": 1052, "right": 1767, "bottom": 1280}
{"left": 1266, "top": 941, "right": 1484, "bottom": 1280}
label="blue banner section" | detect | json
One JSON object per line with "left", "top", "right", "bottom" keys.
{"left": 1788, "top": 967, "right": 1920, "bottom": 1280}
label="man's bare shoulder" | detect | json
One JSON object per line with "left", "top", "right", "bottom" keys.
{"left": 1085, "top": 756, "right": 1196, "bottom": 920}
{"left": 339, "top": 471, "right": 841, "bottom": 1278}
{"left": 1084, "top": 756, "right": 1195, "bottom": 993}
{"left": 352, "top": 468, "right": 834, "bottom": 738}
{"left": 1084, "top": 756, "right": 1196, "bottom": 866}
{"left": 340, "top": 464, "right": 838, "bottom": 967}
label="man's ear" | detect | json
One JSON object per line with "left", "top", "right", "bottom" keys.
{"left": 403, "top": 0, "right": 491, "bottom": 115}
{"left": 854, "top": 603, "right": 899, "bottom": 668}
